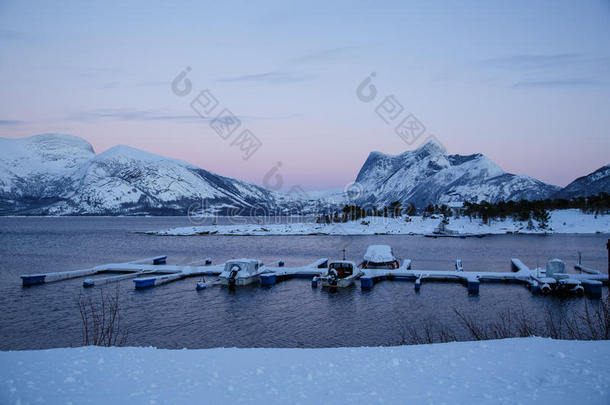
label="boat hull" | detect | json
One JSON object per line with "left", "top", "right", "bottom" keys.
{"left": 219, "top": 274, "right": 262, "bottom": 286}
{"left": 319, "top": 274, "right": 360, "bottom": 288}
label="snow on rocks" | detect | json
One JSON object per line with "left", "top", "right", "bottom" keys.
{"left": 1, "top": 338, "right": 609, "bottom": 404}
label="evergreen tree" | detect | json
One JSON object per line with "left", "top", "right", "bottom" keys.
{"left": 389, "top": 201, "right": 402, "bottom": 218}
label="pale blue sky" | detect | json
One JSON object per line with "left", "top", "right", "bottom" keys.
{"left": 1, "top": 0, "right": 609, "bottom": 190}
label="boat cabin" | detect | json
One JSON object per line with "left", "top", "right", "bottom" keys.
{"left": 361, "top": 245, "right": 399, "bottom": 269}
{"left": 328, "top": 261, "right": 355, "bottom": 278}
{"left": 221, "top": 259, "right": 263, "bottom": 278}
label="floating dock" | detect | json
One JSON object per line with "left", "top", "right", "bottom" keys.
{"left": 260, "top": 258, "right": 328, "bottom": 286}
{"left": 20, "top": 256, "right": 331, "bottom": 290}
{"left": 359, "top": 258, "right": 607, "bottom": 297}
{"left": 20, "top": 256, "right": 168, "bottom": 286}
{"left": 19, "top": 255, "right": 607, "bottom": 297}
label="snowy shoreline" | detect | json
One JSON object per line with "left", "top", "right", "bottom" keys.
{"left": 2, "top": 338, "right": 609, "bottom": 404}
{"left": 144, "top": 209, "right": 610, "bottom": 236}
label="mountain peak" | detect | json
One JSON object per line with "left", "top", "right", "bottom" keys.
{"left": 95, "top": 144, "right": 196, "bottom": 168}
{"left": 353, "top": 143, "right": 559, "bottom": 207}
{"left": 4, "top": 133, "right": 95, "bottom": 155}
{"left": 414, "top": 140, "right": 446, "bottom": 156}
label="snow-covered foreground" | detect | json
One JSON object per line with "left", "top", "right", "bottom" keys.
{"left": 147, "top": 209, "right": 610, "bottom": 236}
{"left": 1, "top": 338, "right": 609, "bottom": 405}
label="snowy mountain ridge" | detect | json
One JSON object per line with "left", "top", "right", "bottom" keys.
{"left": 0, "top": 134, "right": 293, "bottom": 215}
{"left": 353, "top": 141, "right": 561, "bottom": 207}
{"left": 0, "top": 134, "right": 607, "bottom": 215}
{"left": 553, "top": 164, "right": 610, "bottom": 200}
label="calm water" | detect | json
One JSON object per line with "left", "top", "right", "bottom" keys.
{"left": 0, "top": 217, "right": 608, "bottom": 350}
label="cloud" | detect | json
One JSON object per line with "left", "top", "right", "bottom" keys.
{"left": 68, "top": 108, "right": 298, "bottom": 123}
{"left": 512, "top": 78, "right": 598, "bottom": 88}
{"left": 100, "top": 80, "right": 167, "bottom": 90}
{"left": 216, "top": 71, "right": 315, "bottom": 83}
{"left": 0, "top": 120, "right": 24, "bottom": 125}
{"left": 478, "top": 53, "right": 608, "bottom": 89}
{"left": 69, "top": 109, "right": 202, "bottom": 122}
{"left": 479, "top": 53, "right": 583, "bottom": 70}
{"left": 290, "top": 46, "right": 356, "bottom": 64}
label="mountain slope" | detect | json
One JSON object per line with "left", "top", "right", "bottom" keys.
{"left": 353, "top": 142, "right": 560, "bottom": 207}
{"left": 553, "top": 164, "right": 610, "bottom": 199}
{"left": 0, "top": 134, "right": 286, "bottom": 215}
{"left": 0, "top": 134, "right": 95, "bottom": 213}
{"left": 1, "top": 134, "right": 597, "bottom": 215}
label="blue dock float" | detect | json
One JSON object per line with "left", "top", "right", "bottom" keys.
{"left": 582, "top": 279, "right": 603, "bottom": 297}
{"left": 260, "top": 274, "right": 277, "bottom": 286}
{"left": 21, "top": 274, "right": 46, "bottom": 286}
{"left": 466, "top": 276, "right": 480, "bottom": 294}
{"left": 360, "top": 276, "right": 375, "bottom": 289}
{"left": 153, "top": 256, "right": 167, "bottom": 265}
{"left": 134, "top": 277, "right": 157, "bottom": 289}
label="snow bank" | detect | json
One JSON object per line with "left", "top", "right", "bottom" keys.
{"left": 1, "top": 338, "right": 609, "bottom": 404}
{"left": 147, "top": 209, "right": 610, "bottom": 236}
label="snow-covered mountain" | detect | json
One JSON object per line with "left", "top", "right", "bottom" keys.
{"left": 352, "top": 141, "right": 560, "bottom": 208}
{"left": 0, "top": 134, "right": 294, "bottom": 215}
{"left": 1, "top": 134, "right": 601, "bottom": 215}
{"left": 554, "top": 164, "right": 610, "bottom": 199}
{"left": 0, "top": 134, "right": 95, "bottom": 213}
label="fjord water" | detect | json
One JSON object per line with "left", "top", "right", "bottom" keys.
{"left": 0, "top": 217, "right": 608, "bottom": 350}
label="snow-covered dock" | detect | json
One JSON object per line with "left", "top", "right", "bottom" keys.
{"left": 20, "top": 256, "right": 168, "bottom": 286}
{"left": 19, "top": 254, "right": 607, "bottom": 297}
{"left": 19, "top": 256, "right": 332, "bottom": 290}
{"left": 360, "top": 258, "right": 608, "bottom": 296}
{"left": 259, "top": 258, "right": 328, "bottom": 286}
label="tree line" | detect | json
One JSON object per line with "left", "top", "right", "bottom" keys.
{"left": 460, "top": 192, "right": 609, "bottom": 225}
{"left": 315, "top": 192, "right": 609, "bottom": 226}
{"left": 316, "top": 201, "right": 416, "bottom": 223}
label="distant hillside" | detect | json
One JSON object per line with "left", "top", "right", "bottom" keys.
{"left": 554, "top": 164, "right": 610, "bottom": 199}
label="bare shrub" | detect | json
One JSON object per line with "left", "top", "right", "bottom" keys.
{"left": 544, "top": 306, "right": 565, "bottom": 339}
{"left": 512, "top": 306, "right": 539, "bottom": 338}
{"left": 395, "top": 295, "right": 610, "bottom": 346}
{"left": 453, "top": 309, "right": 490, "bottom": 340}
{"left": 405, "top": 319, "right": 435, "bottom": 345}
{"left": 394, "top": 317, "right": 457, "bottom": 345}
{"left": 76, "top": 287, "right": 128, "bottom": 346}
{"left": 488, "top": 309, "right": 513, "bottom": 339}
{"left": 563, "top": 298, "right": 610, "bottom": 340}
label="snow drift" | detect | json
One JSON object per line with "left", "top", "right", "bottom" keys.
{"left": 1, "top": 338, "right": 609, "bottom": 404}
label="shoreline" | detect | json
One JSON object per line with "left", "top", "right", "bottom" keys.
{"left": 142, "top": 209, "right": 610, "bottom": 236}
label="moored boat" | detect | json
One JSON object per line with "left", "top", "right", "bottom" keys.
{"left": 317, "top": 260, "right": 362, "bottom": 288}
{"left": 219, "top": 259, "right": 267, "bottom": 286}
{"left": 360, "top": 245, "right": 400, "bottom": 269}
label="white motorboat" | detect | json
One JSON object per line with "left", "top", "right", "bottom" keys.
{"left": 360, "top": 245, "right": 400, "bottom": 270}
{"left": 219, "top": 259, "right": 267, "bottom": 286}
{"left": 317, "top": 260, "right": 362, "bottom": 288}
